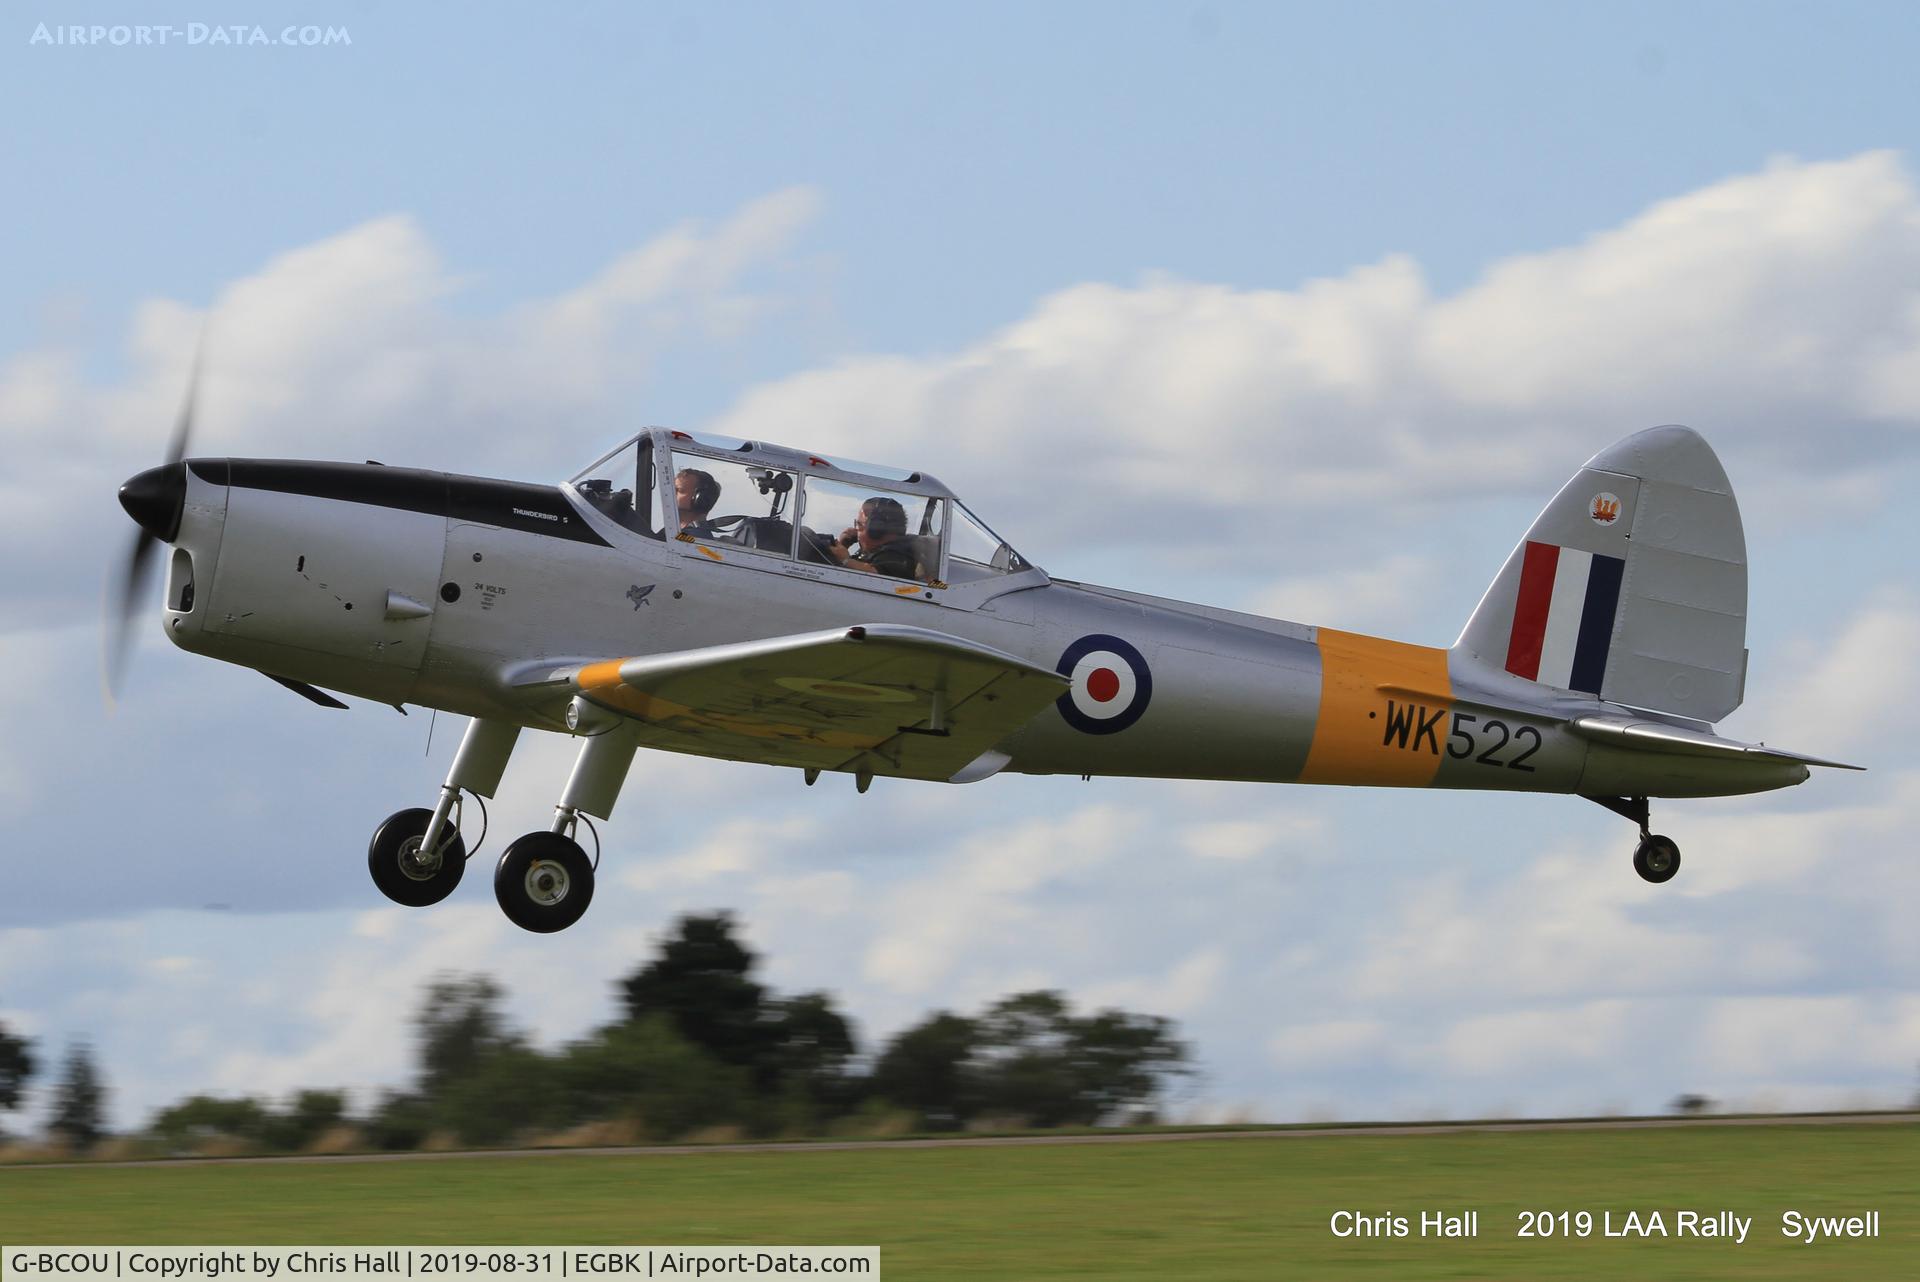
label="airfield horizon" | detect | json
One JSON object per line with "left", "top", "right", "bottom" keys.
{"left": 2, "top": 1108, "right": 1913, "bottom": 1170}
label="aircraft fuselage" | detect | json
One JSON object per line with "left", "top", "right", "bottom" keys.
{"left": 149, "top": 456, "right": 1806, "bottom": 801}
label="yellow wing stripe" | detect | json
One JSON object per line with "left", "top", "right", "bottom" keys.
{"left": 1298, "top": 629, "right": 1453, "bottom": 786}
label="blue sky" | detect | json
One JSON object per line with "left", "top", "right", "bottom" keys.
{"left": 2, "top": 2, "right": 1918, "bottom": 1133}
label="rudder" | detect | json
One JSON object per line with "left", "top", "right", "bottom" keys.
{"left": 1455, "top": 425, "right": 1748, "bottom": 723}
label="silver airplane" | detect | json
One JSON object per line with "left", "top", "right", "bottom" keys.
{"left": 112, "top": 412, "right": 1860, "bottom": 932}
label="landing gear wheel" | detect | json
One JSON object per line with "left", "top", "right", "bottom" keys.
{"left": 368, "top": 807, "right": 466, "bottom": 906}
{"left": 1633, "top": 834, "right": 1681, "bottom": 884}
{"left": 494, "top": 832, "right": 595, "bottom": 933}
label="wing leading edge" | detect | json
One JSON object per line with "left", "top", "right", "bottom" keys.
{"left": 520, "top": 625, "right": 1067, "bottom": 781}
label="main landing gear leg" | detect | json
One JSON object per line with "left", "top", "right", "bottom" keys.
{"left": 1586, "top": 796, "right": 1682, "bottom": 885}
{"left": 496, "top": 731, "right": 637, "bottom": 933}
{"left": 369, "top": 718, "right": 521, "bottom": 907}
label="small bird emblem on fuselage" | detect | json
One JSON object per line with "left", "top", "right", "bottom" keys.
{"left": 626, "top": 584, "right": 655, "bottom": 610}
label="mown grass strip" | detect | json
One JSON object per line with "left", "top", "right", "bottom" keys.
{"left": 1, "top": 1125, "right": 1913, "bottom": 1280}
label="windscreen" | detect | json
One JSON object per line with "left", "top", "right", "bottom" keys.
{"left": 571, "top": 437, "right": 660, "bottom": 538}
{"left": 946, "top": 501, "right": 1028, "bottom": 582}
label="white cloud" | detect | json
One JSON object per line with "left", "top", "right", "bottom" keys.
{"left": 206, "top": 906, "right": 517, "bottom": 1104}
{"left": 863, "top": 806, "right": 1133, "bottom": 996}
{"left": 1340, "top": 849, "right": 1724, "bottom": 1006}
{"left": 1080, "top": 947, "right": 1227, "bottom": 1018}
{"left": 1268, "top": 1018, "right": 1394, "bottom": 1070}
{"left": 748, "top": 870, "right": 859, "bottom": 920}
{"left": 1694, "top": 995, "right": 1920, "bottom": 1078}
{"left": 1343, "top": 771, "right": 1918, "bottom": 1005}
{"left": 712, "top": 153, "right": 1920, "bottom": 578}
{"left": 1769, "top": 590, "right": 1920, "bottom": 758}
{"left": 1182, "top": 819, "right": 1276, "bottom": 862}
{"left": 621, "top": 816, "right": 819, "bottom": 892}
{"left": 1435, "top": 1000, "right": 1634, "bottom": 1077}
{"left": 1419, "top": 153, "right": 1920, "bottom": 419}
{"left": 1247, "top": 555, "right": 1444, "bottom": 640}
{"left": 1181, "top": 811, "right": 1328, "bottom": 862}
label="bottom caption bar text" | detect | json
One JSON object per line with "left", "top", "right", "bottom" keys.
{"left": 3, "top": 1249, "right": 880, "bottom": 1281}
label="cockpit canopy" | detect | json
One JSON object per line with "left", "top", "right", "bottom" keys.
{"left": 568, "top": 428, "right": 1031, "bottom": 588}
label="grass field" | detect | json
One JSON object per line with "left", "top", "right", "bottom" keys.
{"left": 1, "top": 1124, "right": 1913, "bottom": 1279}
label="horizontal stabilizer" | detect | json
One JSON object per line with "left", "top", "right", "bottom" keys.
{"left": 1568, "top": 715, "right": 1864, "bottom": 771}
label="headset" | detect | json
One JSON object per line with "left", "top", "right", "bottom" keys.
{"left": 862, "top": 496, "right": 908, "bottom": 539}
{"left": 677, "top": 468, "right": 721, "bottom": 515}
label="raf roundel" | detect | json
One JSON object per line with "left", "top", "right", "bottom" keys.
{"left": 1055, "top": 634, "right": 1153, "bottom": 735}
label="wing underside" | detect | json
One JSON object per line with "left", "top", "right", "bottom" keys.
{"left": 517, "top": 624, "right": 1068, "bottom": 781}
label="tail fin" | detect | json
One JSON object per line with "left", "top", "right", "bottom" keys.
{"left": 1455, "top": 425, "right": 1747, "bottom": 722}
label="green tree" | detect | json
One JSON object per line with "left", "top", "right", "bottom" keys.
{"left": 47, "top": 1042, "right": 107, "bottom": 1152}
{"left": 973, "top": 991, "right": 1190, "bottom": 1126}
{"left": 411, "top": 974, "right": 551, "bottom": 1145}
{"left": 975, "top": 990, "right": 1182, "bottom": 1120}
{"left": 760, "top": 992, "right": 859, "bottom": 1130}
{"left": 262, "top": 1090, "right": 349, "bottom": 1152}
{"left": 1061, "top": 1008, "right": 1192, "bottom": 1125}
{"left": 417, "top": 974, "right": 524, "bottom": 1084}
{"left": 0, "top": 1019, "right": 33, "bottom": 1123}
{"left": 875, "top": 993, "right": 1191, "bottom": 1130}
{"left": 554, "top": 1016, "right": 750, "bottom": 1140}
{"left": 975, "top": 992, "right": 1081, "bottom": 1126}
{"left": 365, "top": 1090, "right": 434, "bottom": 1151}
{"left": 618, "top": 913, "right": 768, "bottom": 1074}
{"left": 870, "top": 1012, "right": 980, "bottom": 1130}
{"left": 618, "top": 914, "right": 864, "bottom": 1121}
{"left": 433, "top": 1045, "right": 564, "bottom": 1146}
{"left": 149, "top": 1094, "right": 272, "bottom": 1151}
{"left": 149, "top": 1090, "right": 352, "bottom": 1154}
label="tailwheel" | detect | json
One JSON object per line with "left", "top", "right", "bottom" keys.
{"left": 368, "top": 807, "right": 466, "bottom": 906}
{"left": 1633, "top": 834, "right": 1681, "bottom": 884}
{"left": 495, "top": 831, "right": 595, "bottom": 933}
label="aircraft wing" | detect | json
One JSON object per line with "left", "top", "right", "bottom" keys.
{"left": 515, "top": 625, "right": 1068, "bottom": 782}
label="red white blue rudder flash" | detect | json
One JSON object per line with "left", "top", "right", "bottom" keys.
{"left": 1503, "top": 542, "right": 1627, "bottom": 695}
{"left": 1056, "top": 634, "right": 1152, "bottom": 734}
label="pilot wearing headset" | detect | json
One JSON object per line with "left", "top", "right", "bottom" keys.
{"left": 828, "top": 496, "right": 917, "bottom": 580}
{"left": 674, "top": 468, "right": 720, "bottom": 534}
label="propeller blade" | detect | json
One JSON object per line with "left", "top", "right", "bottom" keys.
{"left": 104, "top": 528, "right": 160, "bottom": 704}
{"left": 165, "top": 337, "right": 202, "bottom": 465}
{"left": 103, "top": 335, "right": 206, "bottom": 706}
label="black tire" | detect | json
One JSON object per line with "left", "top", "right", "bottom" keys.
{"left": 1633, "top": 834, "right": 1681, "bottom": 884}
{"left": 494, "top": 831, "right": 595, "bottom": 933}
{"left": 368, "top": 807, "right": 466, "bottom": 907}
